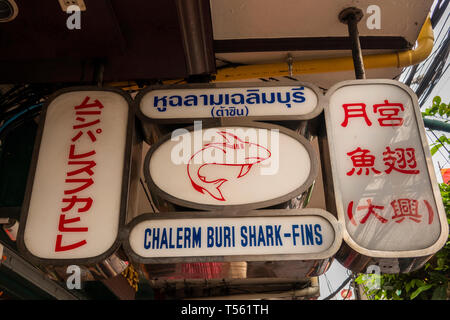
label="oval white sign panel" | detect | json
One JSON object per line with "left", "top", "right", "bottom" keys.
{"left": 144, "top": 123, "right": 318, "bottom": 210}
{"left": 125, "top": 209, "right": 341, "bottom": 263}
{"left": 18, "top": 87, "right": 133, "bottom": 264}
{"left": 136, "top": 82, "right": 323, "bottom": 122}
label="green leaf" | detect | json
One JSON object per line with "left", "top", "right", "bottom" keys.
{"left": 431, "top": 105, "right": 439, "bottom": 113}
{"left": 431, "top": 286, "right": 447, "bottom": 300}
{"left": 437, "top": 257, "right": 446, "bottom": 269}
{"left": 405, "top": 281, "right": 411, "bottom": 293}
{"left": 410, "top": 284, "right": 433, "bottom": 300}
{"left": 431, "top": 144, "right": 442, "bottom": 155}
{"left": 433, "top": 96, "right": 442, "bottom": 106}
{"left": 429, "top": 271, "right": 447, "bottom": 283}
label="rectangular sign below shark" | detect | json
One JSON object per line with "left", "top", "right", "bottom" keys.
{"left": 135, "top": 82, "right": 324, "bottom": 126}
{"left": 124, "top": 209, "right": 342, "bottom": 263}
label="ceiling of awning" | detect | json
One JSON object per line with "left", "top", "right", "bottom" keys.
{"left": 0, "top": 0, "right": 434, "bottom": 86}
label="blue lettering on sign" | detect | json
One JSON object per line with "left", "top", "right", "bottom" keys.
{"left": 152, "top": 228, "right": 160, "bottom": 249}
{"left": 240, "top": 225, "right": 283, "bottom": 247}
{"left": 160, "top": 228, "right": 168, "bottom": 249}
{"left": 176, "top": 227, "right": 183, "bottom": 249}
{"left": 290, "top": 224, "right": 324, "bottom": 246}
{"left": 143, "top": 227, "right": 202, "bottom": 250}
{"left": 142, "top": 223, "right": 325, "bottom": 251}
{"left": 192, "top": 227, "right": 201, "bottom": 248}
{"left": 152, "top": 87, "right": 307, "bottom": 117}
{"left": 314, "top": 224, "right": 323, "bottom": 245}
{"left": 207, "top": 226, "right": 235, "bottom": 248}
{"left": 144, "top": 228, "right": 151, "bottom": 249}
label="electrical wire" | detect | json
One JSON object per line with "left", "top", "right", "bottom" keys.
{"left": 322, "top": 274, "right": 354, "bottom": 300}
{"left": 429, "top": 129, "right": 450, "bottom": 155}
{"left": 322, "top": 274, "right": 335, "bottom": 298}
{"left": 425, "top": 130, "right": 450, "bottom": 165}
{"left": 0, "top": 103, "right": 43, "bottom": 136}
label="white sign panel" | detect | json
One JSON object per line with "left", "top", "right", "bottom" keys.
{"left": 144, "top": 122, "right": 318, "bottom": 210}
{"left": 136, "top": 83, "right": 323, "bottom": 122}
{"left": 125, "top": 209, "right": 342, "bottom": 262}
{"left": 19, "top": 88, "right": 133, "bottom": 263}
{"left": 325, "top": 80, "right": 448, "bottom": 257}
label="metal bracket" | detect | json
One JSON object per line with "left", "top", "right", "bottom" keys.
{"left": 287, "top": 53, "right": 294, "bottom": 77}
{"left": 339, "top": 7, "right": 366, "bottom": 79}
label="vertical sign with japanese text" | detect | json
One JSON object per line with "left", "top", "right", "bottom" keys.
{"left": 325, "top": 80, "right": 447, "bottom": 257}
{"left": 18, "top": 88, "right": 133, "bottom": 264}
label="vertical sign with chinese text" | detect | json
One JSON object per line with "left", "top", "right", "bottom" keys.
{"left": 325, "top": 80, "right": 447, "bottom": 257}
{"left": 18, "top": 88, "right": 133, "bottom": 264}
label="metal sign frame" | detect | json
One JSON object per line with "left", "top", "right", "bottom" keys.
{"left": 134, "top": 81, "right": 325, "bottom": 125}
{"left": 324, "top": 79, "right": 448, "bottom": 259}
{"left": 143, "top": 120, "right": 319, "bottom": 211}
{"left": 17, "top": 86, "right": 136, "bottom": 266}
{"left": 122, "top": 208, "right": 342, "bottom": 264}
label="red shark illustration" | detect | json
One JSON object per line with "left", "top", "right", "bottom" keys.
{"left": 187, "top": 131, "right": 271, "bottom": 201}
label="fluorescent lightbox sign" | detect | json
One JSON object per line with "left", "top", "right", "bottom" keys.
{"left": 18, "top": 87, "right": 135, "bottom": 264}
{"left": 325, "top": 80, "right": 448, "bottom": 259}
{"left": 144, "top": 122, "right": 318, "bottom": 210}
{"left": 124, "top": 209, "right": 342, "bottom": 263}
{"left": 135, "top": 82, "right": 324, "bottom": 124}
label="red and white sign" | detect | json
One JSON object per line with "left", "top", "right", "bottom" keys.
{"left": 340, "top": 289, "right": 353, "bottom": 300}
{"left": 19, "top": 88, "right": 132, "bottom": 262}
{"left": 145, "top": 123, "right": 318, "bottom": 210}
{"left": 325, "top": 80, "right": 448, "bottom": 257}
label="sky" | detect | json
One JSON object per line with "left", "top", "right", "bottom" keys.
{"left": 400, "top": 1, "right": 450, "bottom": 183}
{"left": 318, "top": 0, "right": 449, "bottom": 300}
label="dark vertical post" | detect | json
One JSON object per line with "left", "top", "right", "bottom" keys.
{"left": 339, "top": 8, "right": 366, "bottom": 79}
{"left": 93, "top": 59, "right": 105, "bottom": 88}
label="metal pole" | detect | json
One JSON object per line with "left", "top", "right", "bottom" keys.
{"left": 339, "top": 8, "right": 366, "bottom": 79}
{"left": 423, "top": 118, "right": 450, "bottom": 133}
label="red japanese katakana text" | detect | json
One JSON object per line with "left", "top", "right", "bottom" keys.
{"left": 55, "top": 96, "right": 103, "bottom": 252}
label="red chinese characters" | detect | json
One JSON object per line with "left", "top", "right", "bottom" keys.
{"left": 355, "top": 199, "right": 387, "bottom": 224}
{"left": 341, "top": 100, "right": 404, "bottom": 128}
{"left": 373, "top": 100, "right": 405, "bottom": 127}
{"left": 390, "top": 199, "right": 421, "bottom": 223}
{"left": 346, "top": 146, "right": 419, "bottom": 176}
{"left": 341, "top": 103, "right": 372, "bottom": 127}
{"left": 346, "top": 148, "right": 381, "bottom": 176}
{"left": 383, "top": 147, "right": 419, "bottom": 174}
{"left": 347, "top": 198, "right": 434, "bottom": 226}
{"left": 55, "top": 96, "right": 104, "bottom": 252}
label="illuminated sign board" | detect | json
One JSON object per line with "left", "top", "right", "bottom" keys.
{"left": 144, "top": 122, "right": 318, "bottom": 210}
{"left": 325, "top": 80, "right": 448, "bottom": 259}
{"left": 18, "top": 87, "right": 134, "bottom": 264}
{"left": 135, "top": 82, "right": 323, "bottom": 123}
{"left": 124, "top": 209, "right": 342, "bottom": 263}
